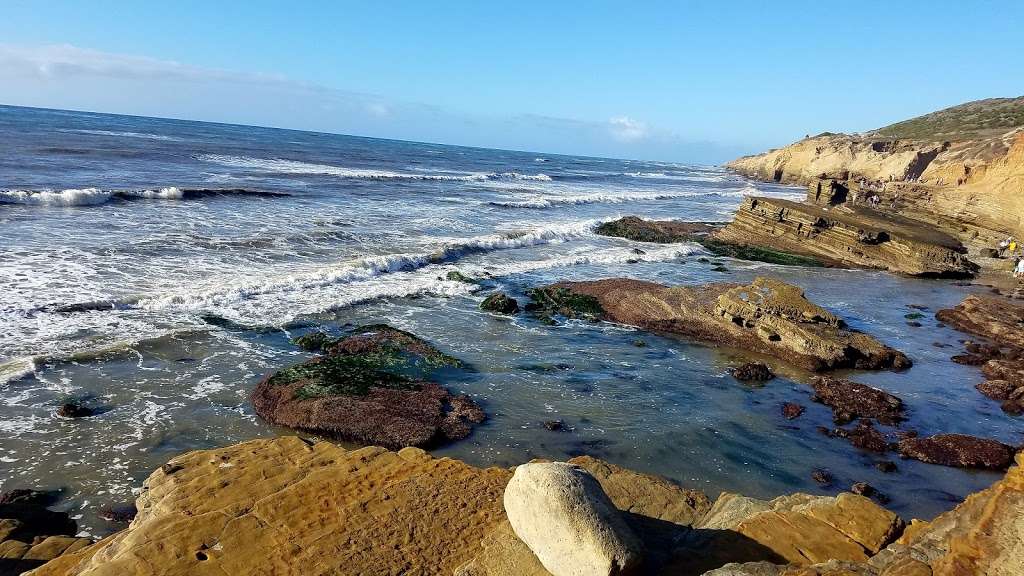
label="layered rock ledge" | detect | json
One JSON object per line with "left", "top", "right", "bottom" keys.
{"left": 26, "top": 437, "right": 1024, "bottom": 576}
{"left": 712, "top": 197, "right": 978, "bottom": 277}
{"left": 531, "top": 276, "right": 909, "bottom": 372}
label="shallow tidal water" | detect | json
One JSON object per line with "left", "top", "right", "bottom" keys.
{"left": 1, "top": 105, "right": 1020, "bottom": 536}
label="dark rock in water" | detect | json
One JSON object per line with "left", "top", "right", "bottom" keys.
{"left": 537, "top": 277, "right": 910, "bottom": 372}
{"left": 811, "top": 376, "right": 905, "bottom": 425}
{"left": 0, "top": 489, "right": 60, "bottom": 507}
{"left": 251, "top": 324, "right": 484, "bottom": 449}
{"left": 731, "top": 362, "right": 775, "bottom": 382}
{"left": 781, "top": 402, "right": 805, "bottom": 420}
{"left": 874, "top": 460, "right": 898, "bottom": 473}
{"left": 851, "top": 482, "right": 876, "bottom": 497}
{"left": 906, "top": 321, "right": 923, "bottom": 327}
{"left": 632, "top": 248, "right": 646, "bottom": 255}
{"left": 480, "top": 293, "right": 519, "bottom": 315}
{"left": 951, "top": 354, "right": 987, "bottom": 366}
{"left": 99, "top": 503, "right": 137, "bottom": 524}
{"left": 594, "top": 216, "right": 720, "bottom": 244}
{"left": 291, "top": 331, "right": 334, "bottom": 352}
{"left": 907, "top": 304, "right": 929, "bottom": 310}
{"left": 832, "top": 420, "right": 893, "bottom": 453}
{"left": 632, "top": 339, "right": 647, "bottom": 347}
{"left": 811, "top": 468, "right": 833, "bottom": 485}
{"left": 711, "top": 265, "right": 729, "bottom": 272}
{"left": 57, "top": 402, "right": 97, "bottom": 418}
{"left": 542, "top": 420, "right": 566, "bottom": 432}
{"left": 904, "top": 312, "right": 925, "bottom": 320}
{"left": 976, "top": 380, "right": 1018, "bottom": 400}
{"left": 697, "top": 257, "right": 710, "bottom": 263}
{"left": 445, "top": 270, "right": 478, "bottom": 284}
{"left": 898, "top": 433, "right": 1017, "bottom": 470}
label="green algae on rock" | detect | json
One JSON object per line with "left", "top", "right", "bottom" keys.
{"left": 251, "top": 324, "right": 482, "bottom": 449}
{"left": 481, "top": 293, "right": 520, "bottom": 315}
{"left": 524, "top": 286, "right": 605, "bottom": 323}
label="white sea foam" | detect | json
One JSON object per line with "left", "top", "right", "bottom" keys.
{"left": 197, "top": 154, "right": 552, "bottom": 182}
{"left": 489, "top": 190, "right": 705, "bottom": 208}
{"left": 0, "top": 188, "right": 114, "bottom": 206}
{"left": 62, "top": 129, "right": 181, "bottom": 141}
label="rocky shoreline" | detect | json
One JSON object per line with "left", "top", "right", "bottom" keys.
{"left": 12, "top": 100, "right": 1024, "bottom": 575}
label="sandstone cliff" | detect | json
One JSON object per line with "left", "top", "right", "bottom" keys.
{"left": 726, "top": 97, "right": 1024, "bottom": 239}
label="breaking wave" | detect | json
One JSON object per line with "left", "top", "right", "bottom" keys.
{"left": 197, "top": 154, "right": 552, "bottom": 182}
{"left": 0, "top": 187, "right": 288, "bottom": 207}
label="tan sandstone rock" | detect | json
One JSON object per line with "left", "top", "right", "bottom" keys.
{"left": 503, "top": 462, "right": 644, "bottom": 576}
{"left": 536, "top": 277, "right": 909, "bottom": 372}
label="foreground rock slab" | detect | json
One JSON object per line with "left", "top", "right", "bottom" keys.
{"left": 713, "top": 196, "right": 978, "bottom": 277}
{"left": 252, "top": 324, "right": 484, "bottom": 448}
{"left": 503, "top": 462, "right": 644, "bottom": 576}
{"left": 534, "top": 276, "right": 909, "bottom": 372}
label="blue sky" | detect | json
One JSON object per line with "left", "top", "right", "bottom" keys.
{"left": 1, "top": 1, "right": 1022, "bottom": 162}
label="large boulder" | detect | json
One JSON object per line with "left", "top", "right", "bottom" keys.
{"left": 0, "top": 490, "right": 92, "bottom": 576}
{"left": 503, "top": 462, "right": 644, "bottom": 576}
{"left": 251, "top": 324, "right": 484, "bottom": 448}
{"left": 595, "top": 217, "right": 721, "bottom": 244}
{"left": 530, "top": 277, "right": 910, "bottom": 372}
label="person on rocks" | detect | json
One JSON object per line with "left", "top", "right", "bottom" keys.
{"left": 1014, "top": 257, "right": 1024, "bottom": 279}
{"left": 999, "top": 237, "right": 1011, "bottom": 257}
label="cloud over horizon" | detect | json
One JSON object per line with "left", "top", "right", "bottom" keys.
{"left": 0, "top": 43, "right": 746, "bottom": 163}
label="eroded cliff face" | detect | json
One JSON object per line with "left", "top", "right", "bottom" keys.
{"left": 726, "top": 131, "right": 1024, "bottom": 238}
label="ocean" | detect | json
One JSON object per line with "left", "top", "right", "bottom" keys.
{"left": 0, "top": 105, "right": 1015, "bottom": 536}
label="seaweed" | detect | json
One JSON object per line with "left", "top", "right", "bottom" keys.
{"left": 699, "top": 238, "right": 825, "bottom": 267}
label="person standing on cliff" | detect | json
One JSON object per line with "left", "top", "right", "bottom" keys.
{"left": 1014, "top": 257, "right": 1024, "bottom": 278}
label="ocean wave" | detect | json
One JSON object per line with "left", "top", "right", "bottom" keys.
{"left": 0, "top": 187, "right": 288, "bottom": 207}
{"left": 197, "top": 154, "right": 552, "bottom": 182}
{"left": 138, "top": 219, "right": 604, "bottom": 313}
{"left": 488, "top": 190, "right": 706, "bottom": 208}
{"left": 61, "top": 129, "right": 182, "bottom": 141}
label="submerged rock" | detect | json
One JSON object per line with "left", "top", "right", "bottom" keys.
{"left": 251, "top": 324, "right": 484, "bottom": 448}
{"left": 810, "top": 376, "right": 905, "bottom": 425}
{"left": 480, "top": 293, "right": 519, "bottom": 314}
{"left": 898, "top": 433, "right": 1017, "bottom": 470}
{"left": 831, "top": 420, "right": 894, "bottom": 453}
{"left": 731, "top": 362, "right": 775, "bottom": 382}
{"left": 532, "top": 277, "right": 909, "bottom": 372}
{"left": 503, "top": 462, "right": 644, "bottom": 576}
{"left": 712, "top": 196, "right": 978, "bottom": 277}
{"left": 446, "top": 270, "right": 478, "bottom": 284}
{"left": 594, "top": 216, "right": 719, "bottom": 244}
{"left": 781, "top": 402, "right": 805, "bottom": 420}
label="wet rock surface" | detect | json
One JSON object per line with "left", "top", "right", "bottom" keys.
{"left": 830, "top": 420, "right": 894, "bottom": 453}
{"left": 780, "top": 403, "right": 804, "bottom": 420}
{"left": 731, "top": 363, "right": 775, "bottom": 382}
{"left": 251, "top": 324, "right": 484, "bottom": 449}
{"left": 481, "top": 292, "right": 520, "bottom": 315}
{"left": 810, "top": 377, "right": 905, "bottom": 425}
{"left": 595, "top": 216, "right": 721, "bottom": 244}
{"left": 535, "top": 277, "right": 909, "bottom": 372}
{"left": 897, "top": 433, "right": 1018, "bottom": 470}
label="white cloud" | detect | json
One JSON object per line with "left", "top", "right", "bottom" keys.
{"left": 608, "top": 116, "right": 649, "bottom": 142}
